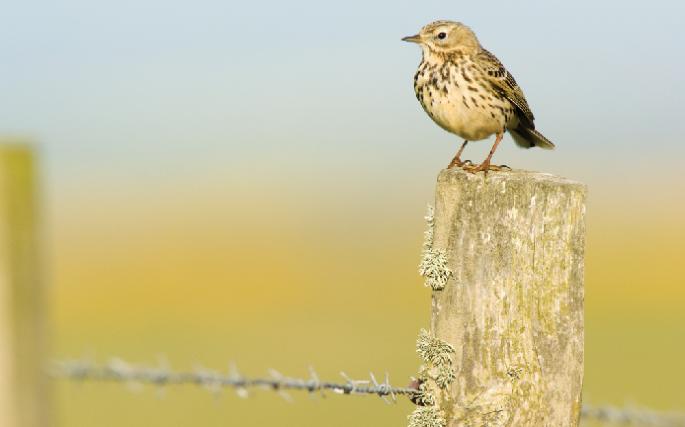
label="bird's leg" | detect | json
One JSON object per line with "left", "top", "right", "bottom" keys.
{"left": 447, "top": 140, "right": 469, "bottom": 169}
{"left": 465, "top": 132, "right": 504, "bottom": 175}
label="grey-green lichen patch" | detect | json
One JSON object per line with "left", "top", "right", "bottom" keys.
{"left": 408, "top": 406, "right": 447, "bottom": 427}
{"left": 435, "top": 364, "right": 457, "bottom": 390}
{"left": 419, "top": 205, "right": 453, "bottom": 290}
{"left": 410, "top": 329, "right": 457, "bottom": 427}
{"left": 417, "top": 329, "right": 455, "bottom": 367}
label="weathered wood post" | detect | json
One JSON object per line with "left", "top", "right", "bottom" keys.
{"left": 0, "top": 142, "right": 51, "bottom": 427}
{"left": 431, "top": 168, "right": 586, "bottom": 426}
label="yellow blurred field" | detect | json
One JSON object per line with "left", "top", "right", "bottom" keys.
{"left": 50, "top": 183, "right": 685, "bottom": 426}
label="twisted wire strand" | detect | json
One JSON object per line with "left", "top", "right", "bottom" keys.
{"left": 52, "top": 358, "right": 685, "bottom": 426}
{"left": 51, "top": 358, "right": 417, "bottom": 403}
{"left": 581, "top": 404, "right": 685, "bottom": 427}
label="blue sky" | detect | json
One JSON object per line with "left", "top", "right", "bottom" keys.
{"left": 2, "top": 0, "right": 684, "bottom": 202}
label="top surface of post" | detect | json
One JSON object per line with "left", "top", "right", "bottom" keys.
{"left": 437, "top": 167, "right": 586, "bottom": 190}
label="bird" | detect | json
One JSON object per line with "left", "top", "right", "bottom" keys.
{"left": 402, "top": 21, "right": 554, "bottom": 173}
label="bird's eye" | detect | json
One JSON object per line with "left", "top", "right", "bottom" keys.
{"left": 437, "top": 32, "right": 447, "bottom": 40}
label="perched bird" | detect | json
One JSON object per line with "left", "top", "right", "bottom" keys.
{"left": 403, "top": 21, "right": 554, "bottom": 173}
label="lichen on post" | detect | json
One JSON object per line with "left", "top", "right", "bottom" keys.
{"left": 429, "top": 168, "right": 586, "bottom": 427}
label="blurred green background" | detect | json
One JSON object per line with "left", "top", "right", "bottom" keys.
{"left": 3, "top": 0, "right": 685, "bottom": 425}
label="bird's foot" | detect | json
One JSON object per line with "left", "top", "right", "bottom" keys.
{"left": 463, "top": 161, "right": 511, "bottom": 175}
{"left": 447, "top": 158, "right": 473, "bottom": 169}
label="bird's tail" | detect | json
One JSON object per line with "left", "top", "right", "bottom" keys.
{"left": 510, "top": 126, "right": 555, "bottom": 150}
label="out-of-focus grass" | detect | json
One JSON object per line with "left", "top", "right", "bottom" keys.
{"left": 51, "top": 183, "right": 685, "bottom": 426}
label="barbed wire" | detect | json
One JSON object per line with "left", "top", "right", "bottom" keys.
{"left": 51, "top": 358, "right": 417, "bottom": 404}
{"left": 51, "top": 358, "right": 685, "bottom": 426}
{"left": 581, "top": 404, "right": 685, "bottom": 427}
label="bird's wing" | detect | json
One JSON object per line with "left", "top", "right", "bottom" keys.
{"left": 477, "top": 48, "right": 535, "bottom": 127}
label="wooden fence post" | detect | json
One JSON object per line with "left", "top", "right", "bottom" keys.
{"left": 0, "top": 142, "right": 50, "bottom": 427}
{"left": 430, "top": 168, "right": 586, "bottom": 426}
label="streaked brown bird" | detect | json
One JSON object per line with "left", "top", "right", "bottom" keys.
{"left": 403, "top": 21, "right": 554, "bottom": 173}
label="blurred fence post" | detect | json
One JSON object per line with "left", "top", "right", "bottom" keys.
{"left": 0, "top": 142, "right": 50, "bottom": 427}
{"left": 430, "top": 168, "right": 586, "bottom": 426}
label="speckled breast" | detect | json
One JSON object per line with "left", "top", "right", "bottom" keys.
{"left": 414, "top": 58, "right": 515, "bottom": 141}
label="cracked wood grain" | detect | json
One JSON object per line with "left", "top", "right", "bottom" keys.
{"left": 430, "top": 168, "right": 586, "bottom": 427}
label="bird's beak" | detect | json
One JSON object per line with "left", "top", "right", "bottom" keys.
{"left": 402, "top": 34, "right": 422, "bottom": 44}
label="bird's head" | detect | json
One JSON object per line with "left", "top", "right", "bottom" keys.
{"left": 402, "top": 21, "right": 480, "bottom": 55}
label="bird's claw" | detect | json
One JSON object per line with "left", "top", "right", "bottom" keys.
{"left": 462, "top": 162, "right": 510, "bottom": 175}
{"left": 447, "top": 159, "right": 473, "bottom": 169}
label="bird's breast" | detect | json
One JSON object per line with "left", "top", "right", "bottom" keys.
{"left": 414, "top": 59, "right": 513, "bottom": 141}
